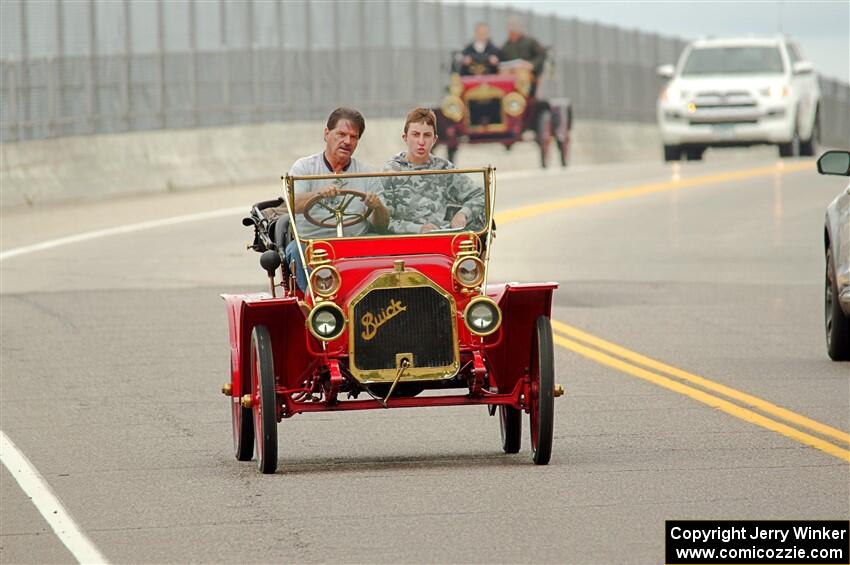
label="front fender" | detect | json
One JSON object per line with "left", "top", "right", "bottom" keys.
{"left": 484, "top": 282, "right": 558, "bottom": 391}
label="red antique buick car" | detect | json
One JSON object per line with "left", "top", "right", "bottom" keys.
{"left": 222, "top": 168, "right": 562, "bottom": 474}
{"left": 434, "top": 67, "right": 572, "bottom": 168}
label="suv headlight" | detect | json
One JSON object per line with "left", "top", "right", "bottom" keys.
{"left": 661, "top": 87, "right": 688, "bottom": 102}
{"left": 307, "top": 303, "right": 346, "bottom": 341}
{"left": 453, "top": 256, "right": 485, "bottom": 288}
{"left": 310, "top": 265, "right": 341, "bottom": 297}
{"left": 463, "top": 296, "right": 502, "bottom": 336}
{"left": 760, "top": 85, "right": 789, "bottom": 98}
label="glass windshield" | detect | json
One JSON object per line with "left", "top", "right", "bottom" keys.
{"left": 287, "top": 169, "right": 490, "bottom": 241}
{"left": 681, "top": 46, "right": 785, "bottom": 76}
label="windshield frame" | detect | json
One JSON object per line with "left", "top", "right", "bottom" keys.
{"left": 281, "top": 167, "right": 493, "bottom": 242}
{"left": 278, "top": 167, "right": 495, "bottom": 297}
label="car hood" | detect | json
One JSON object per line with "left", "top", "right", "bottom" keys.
{"left": 671, "top": 74, "right": 787, "bottom": 93}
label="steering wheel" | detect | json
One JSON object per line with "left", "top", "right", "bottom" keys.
{"left": 302, "top": 190, "right": 373, "bottom": 231}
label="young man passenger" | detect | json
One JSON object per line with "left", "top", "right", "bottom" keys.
{"left": 382, "top": 108, "right": 484, "bottom": 234}
{"left": 285, "top": 107, "right": 389, "bottom": 291}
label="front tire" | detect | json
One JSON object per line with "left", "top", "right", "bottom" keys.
{"left": 825, "top": 248, "right": 850, "bottom": 361}
{"left": 529, "top": 316, "right": 555, "bottom": 465}
{"left": 778, "top": 120, "right": 800, "bottom": 158}
{"left": 251, "top": 325, "right": 279, "bottom": 473}
{"left": 685, "top": 146, "right": 705, "bottom": 161}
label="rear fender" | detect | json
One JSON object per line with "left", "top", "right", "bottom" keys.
{"left": 485, "top": 282, "right": 558, "bottom": 391}
{"left": 222, "top": 293, "right": 311, "bottom": 395}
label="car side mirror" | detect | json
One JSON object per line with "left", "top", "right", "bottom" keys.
{"left": 657, "top": 64, "right": 675, "bottom": 79}
{"left": 793, "top": 61, "right": 814, "bottom": 75}
{"left": 817, "top": 151, "right": 850, "bottom": 176}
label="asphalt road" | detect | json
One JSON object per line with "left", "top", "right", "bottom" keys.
{"left": 1, "top": 149, "right": 848, "bottom": 564}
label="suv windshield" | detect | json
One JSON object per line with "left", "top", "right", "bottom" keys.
{"left": 286, "top": 169, "right": 490, "bottom": 240}
{"left": 681, "top": 46, "right": 785, "bottom": 76}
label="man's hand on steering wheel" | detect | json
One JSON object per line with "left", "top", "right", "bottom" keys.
{"left": 317, "top": 184, "right": 340, "bottom": 199}
{"left": 361, "top": 192, "right": 383, "bottom": 210}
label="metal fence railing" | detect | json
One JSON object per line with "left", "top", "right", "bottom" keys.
{"left": 1, "top": 0, "right": 848, "bottom": 146}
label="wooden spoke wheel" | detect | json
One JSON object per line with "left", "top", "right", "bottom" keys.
{"left": 529, "top": 316, "right": 555, "bottom": 465}
{"left": 251, "top": 325, "right": 279, "bottom": 474}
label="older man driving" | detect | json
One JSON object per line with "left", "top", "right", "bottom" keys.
{"left": 285, "top": 107, "right": 389, "bottom": 290}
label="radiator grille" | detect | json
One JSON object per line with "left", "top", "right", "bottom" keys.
{"left": 468, "top": 98, "right": 503, "bottom": 126}
{"left": 351, "top": 286, "right": 455, "bottom": 372}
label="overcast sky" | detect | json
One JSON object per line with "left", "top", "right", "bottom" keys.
{"left": 456, "top": 1, "right": 850, "bottom": 82}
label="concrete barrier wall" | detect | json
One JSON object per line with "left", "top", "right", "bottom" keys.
{"left": 0, "top": 118, "right": 662, "bottom": 209}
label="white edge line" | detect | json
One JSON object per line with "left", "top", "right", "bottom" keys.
{"left": 0, "top": 430, "right": 110, "bottom": 564}
{"left": 0, "top": 173, "right": 549, "bottom": 263}
{"left": 0, "top": 171, "right": 561, "bottom": 263}
{"left": 0, "top": 206, "right": 247, "bottom": 262}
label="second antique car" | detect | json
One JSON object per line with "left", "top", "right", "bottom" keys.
{"left": 434, "top": 63, "right": 572, "bottom": 168}
{"left": 222, "top": 168, "right": 563, "bottom": 473}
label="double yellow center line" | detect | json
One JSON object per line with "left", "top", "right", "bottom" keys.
{"left": 551, "top": 320, "right": 850, "bottom": 462}
{"left": 493, "top": 160, "right": 848, "bottom": 462}
{"left": 496, "top": 160, "right": 813, "bottom": 225}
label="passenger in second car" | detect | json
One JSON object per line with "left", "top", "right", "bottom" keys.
{"left": 382, "top": 107, "right": 485, "bottom": 234}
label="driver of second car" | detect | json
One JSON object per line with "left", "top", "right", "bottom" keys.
{"left": 286, "top": 107, "right": 389, "bottom": 291}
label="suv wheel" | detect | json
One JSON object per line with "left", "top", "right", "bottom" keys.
{"left": 685, "top": 146, "right": 705, "bottom": 161}
{"left": 663, "top": 144, "right": 682, "bottom": 162}
{"left": 778, "top": 121, "right": 800, "bottom": 158}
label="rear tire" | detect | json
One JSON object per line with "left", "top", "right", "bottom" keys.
{"left": 530, "top": 316, "right": 555, "bottom": 465}
{"left": 536, "top": 108, "right": 552, "bottom": 168}
{"left": 499, "top": 406, "right": 522, "bottom": 453}
{"left": 551, "top": 109, "right": 570, "bottom": 167}
{"left": 251, "top": 325, "right": 278, "bottom": 474}
{"left": 825, "top": 248, "right": 850, "bottom": 361}
{"left": 663, "top": 144, "right": 682, "bottom": 162}
{"left": 232, "top": 348, "right": 254, "bottom": 461}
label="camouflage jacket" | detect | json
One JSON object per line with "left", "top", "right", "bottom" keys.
{"left": 381, "top": 153, "right": 485, "bottom": 234}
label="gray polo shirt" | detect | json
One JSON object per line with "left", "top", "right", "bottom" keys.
{"left": 289, "top": 152, "right": 383, "bottom": 239}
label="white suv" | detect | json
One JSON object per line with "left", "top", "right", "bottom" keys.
{"left": 656, "top": 37, "right": 821, "bottom": 161}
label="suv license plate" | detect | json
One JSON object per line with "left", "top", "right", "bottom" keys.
{"left": 713, "top": 123, "right": 736, "bottom": 138}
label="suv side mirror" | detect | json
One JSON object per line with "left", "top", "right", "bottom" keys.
{"left": 793, "top": 61, "right": 814, "bottom": 75}
{"left": 657, "top": 64, "right": 675, "bottom": 79}
{"left": 817, "top": 151, "right": 850, "bottom": 176}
